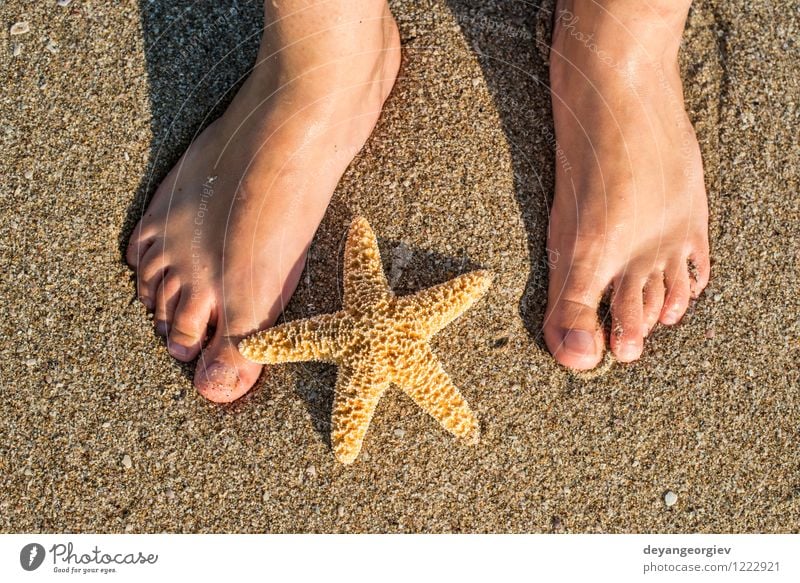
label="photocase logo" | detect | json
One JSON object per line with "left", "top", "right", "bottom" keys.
{"left": 20, "top": 543, "right": 46, "bottom": 571}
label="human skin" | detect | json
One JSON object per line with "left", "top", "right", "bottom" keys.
{"left": 126, "top": 0, "right": 401, "bottom": 401}
{"left": 544, "top": 0, "right": 709, "bottom": 368}
{"left": 127, "top": 0, "right": 710, "bottom": 402}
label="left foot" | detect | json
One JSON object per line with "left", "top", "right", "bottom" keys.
{"left": 544, "top": 0, "right": 710, "bottom": 369}
{"left": 126, "top": 2, "right": 400, "bottom": 401}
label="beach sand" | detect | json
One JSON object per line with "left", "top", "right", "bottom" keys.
{"left": 1, "top": 0, "right": 798, "bottom": 532}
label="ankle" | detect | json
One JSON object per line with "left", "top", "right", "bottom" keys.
{"left": 256, "top": 2, "right": 398, "bottom": 84}
{"left": 552, "top": 0, "right": 689, "bottom": 72}
{"left": 248, "top": 8, "right": 399, "bottom": 116}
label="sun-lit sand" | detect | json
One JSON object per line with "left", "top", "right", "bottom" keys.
{"left": 1, "top": 0, "right": 798, "bottom": 532}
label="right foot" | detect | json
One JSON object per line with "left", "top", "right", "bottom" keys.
{"left": 544, "top": 0, "right": 710, "bottom": 369}
{"left": 126, "top": 1, "right": 400, "bottom": 402}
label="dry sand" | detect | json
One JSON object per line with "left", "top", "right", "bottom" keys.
{"left": 1, "top": 0, "right": 798, "bottom": 532}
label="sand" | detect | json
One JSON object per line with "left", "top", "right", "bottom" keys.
{"left": 1, "top": 0, "right": 798, "bottom": 533}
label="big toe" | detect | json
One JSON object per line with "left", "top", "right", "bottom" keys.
{"left": 194, "top": 330, "right": 263, "bottom": 403}
{"left": 544, "top": 299, "right": 604, "bottom": 370}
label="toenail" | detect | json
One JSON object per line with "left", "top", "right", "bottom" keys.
{"left": 561, "top": 329, "right": 595, "bottom": 355}
{"left": 155, "top": 320, "right": 169, "bottom": 336}
{"left": 169, "top": 343, "right": 192, "bottom": 360}
{"left": 140, "top": 297, "right": 153, "bottom": 310}
{"left": 618, "top": 341, "right": 641, "bottom": 360}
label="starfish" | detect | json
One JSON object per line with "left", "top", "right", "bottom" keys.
{"left": 239, "top": 217, "right": 493, "bottom": 464}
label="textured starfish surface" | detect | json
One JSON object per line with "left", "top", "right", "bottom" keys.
{"left": 239, "top": 217, "right": 493, "bottom": 464}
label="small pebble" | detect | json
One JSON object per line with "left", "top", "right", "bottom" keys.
{"left": 664, "top": 490, "right": 678, "bottom": 507}
{"left": 45, "top": 39, "right": 59, "bottom": 54}
{"left": 57, "top": 0, "right": 73, "bottom": 6}
{"left": 10, "top": 22, "right": 30, "bottom": 36}
{"left": 24, "top": 170, "right": 33, "bottom": 180}
{"left": 101, "top": 421, "right": 111, "bottom": 429}
{"left": 165, "top": 489, "right": 176, "bottom": 501}
{"left": 121, "top": 454, "right": 132, "bottom": 469}
{"left": 305, "top": 464, "right": 316, "bottom": 478}
{"left": 705, "top": 327, "right": 716, "bottom": 339}
{"left": 12, "top": 43, "right": 22, "bottom": 57}
{"left": 24, "top": 358, "right": 37, "bottom": 367}
{"left": 394, "top": 428, "right": 406, "bottom": 438}
{"left": 336, "top": 505, "right": 345, "bottom": 518}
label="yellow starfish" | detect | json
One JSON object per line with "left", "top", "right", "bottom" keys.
{"left": 238, "top": 217, "right": 493, "bottom": 464}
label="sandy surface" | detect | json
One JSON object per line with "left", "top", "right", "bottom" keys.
{"left": 1, "top": 0, "right": 798, "bottom": 533}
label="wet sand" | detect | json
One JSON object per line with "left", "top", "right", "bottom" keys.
{"left": 1, "top": 0, "right": 798, "bottom": 532}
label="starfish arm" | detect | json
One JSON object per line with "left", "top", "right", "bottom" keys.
{"left": 343, "top": 216, "right": 390, "bottom": 311}
{"left": 331, "top": 363, "right": 388, "bottom": 464}
{"left": 396, "top": 270, "right": 493, "bottom": 338}
{"left": 238, "top": 312, "right": 342, "bottom": 365}
{"left": 396, "top": 346, "right": 480, "bottom": 443}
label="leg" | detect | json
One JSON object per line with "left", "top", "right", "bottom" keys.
{"left": 127, "top": 0, "right": 400, "bottom": 401}
{"left": 545, "top": 0, "right": 710, "bottom": 369}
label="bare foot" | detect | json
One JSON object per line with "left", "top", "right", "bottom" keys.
{"left": 544, "top": 0, "right": 710, "bottom": 369}
{"left": 127, "top": 1, "right": 400, "bottom": 402}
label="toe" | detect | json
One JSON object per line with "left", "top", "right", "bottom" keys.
{"left": 660, "top": 261, "right": 691, "bottom": 325}
{"left": 154, "top": 275, "right": 181, "bottom": 336}
{"left": 136, "top": 242, "right": 169, "bottom": 311}
{"left": 610, "top": 276, "right": 645, "bottom": 363}
{"left": 544, "top": 266, "right": 606, "bottom": 370}
{"left": 689, "top": 248, "right": 711, "bottom": 298}
{"left": 167, "top": 293, "right": 212, "bottom": 362}
{"left": 126, "top": 223, "right": 155, "bottom": 268}
{"left": 194, "top": 319, "right": 264, "bottom": 403}
{"left": 643, "top": 272, "right": 665, "bottom": 334}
